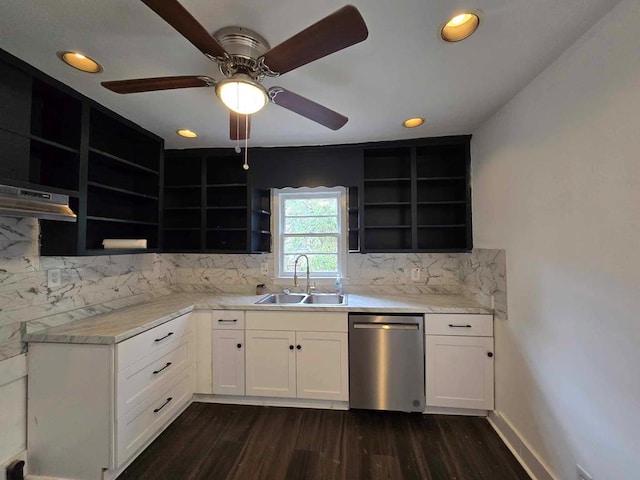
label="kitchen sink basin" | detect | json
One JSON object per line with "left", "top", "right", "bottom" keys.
{"left": 255, "top": 293, "right": 306, "bottom": 304}
{"left": 255, "top": 293, "right": 347, "bottom": 305}
{"left": 302, "top": 294, "right": 347, "bottom": 305}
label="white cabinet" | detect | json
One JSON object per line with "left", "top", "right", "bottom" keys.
{"left": 425, "top": 313, "right": 494, "bottom": 411}
{"left": 245, "top": 330, "right": 296, "bottom": 397}
{"left": 296, "top": 331, "right": 348, "bottom": 401}
{"left": 211, "top": 310, "right": 245, "bottom": 396}
{"left": 28, "top": 312, "right": 194, "bottom": 480}
{"left": 245, "top": 311, "right": 348, "bottom": 402}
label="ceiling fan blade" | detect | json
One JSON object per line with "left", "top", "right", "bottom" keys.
{"left": 141, "top": 0, "right": 227, "bottom": 59}
{"left": 269, "top": 87, "right": 348, "bottom": 130}
{"left": 261, "top": 5, "right": 368, "bottom": 75}
{"left": 230, "top": 112, "right": 251, "bottom": 140}
{"left": 101, "top": 75, "right": 216, "bottom": 94}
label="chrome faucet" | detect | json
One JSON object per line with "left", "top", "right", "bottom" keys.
{"left": 293, "top": 254, "right": 312, "bottom": 294}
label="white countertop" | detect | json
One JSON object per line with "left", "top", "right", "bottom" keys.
{"left": 23, "top": 292, "right": 491, "bottom": 345}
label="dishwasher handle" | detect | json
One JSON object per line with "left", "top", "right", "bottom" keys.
{"left": 352, "top": 322, "right": 419, "bottom": 330}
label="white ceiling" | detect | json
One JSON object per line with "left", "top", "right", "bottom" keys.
{"left": 0, "top": 0, "right": 619, "bottom": 149}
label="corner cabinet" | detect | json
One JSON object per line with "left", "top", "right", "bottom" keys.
{"left": 244, "top": 311, "right": 349, "bottom": 402}
{"left": 362, "top": 136, "right": 472, "bottom": 252}
{"left": 27, "top": 313, "right": 194, "bottom": 480}
{"left": 425, "top": 313, "right": 494, "bottom": 411}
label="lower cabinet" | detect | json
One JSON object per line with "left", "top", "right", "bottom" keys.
{"left": 425, "top": 313, "right": 494, "bottom": 411}
{"left": 212, "top": 329, "right": 245, "bottom": 395}
{"left": 27, "top": 312, "right": 194, "bottom": 480}
{"left": 244, "top": 311, "right": 349, "bottom": 402}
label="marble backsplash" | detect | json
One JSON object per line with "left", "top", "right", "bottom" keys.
{"left": 0, "top": 217, "right": 173, "bottom": 360}
{"left": 0, "top": 214, "right": 507, "bottom": 361}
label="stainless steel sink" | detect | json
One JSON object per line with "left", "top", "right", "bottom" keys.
{"left": 302, "top": 294, "right": 347, "bottom": 305}
{"left": 255, "top": 293, "right": 306, "bottom": 304}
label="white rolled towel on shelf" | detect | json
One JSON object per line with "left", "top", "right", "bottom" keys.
{"left": 102, "top": 239, "right": 147, "bottom": 249}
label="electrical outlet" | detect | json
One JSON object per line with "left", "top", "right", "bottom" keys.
{"left": 410, "top": 267, "right": 421, "bottom": 282}
{"left": 260, "top": 263, "right": 269, "bottom": 275}
{"left": 47, "top": 269, "right": 61, "bottom": 288}
{"left": 577, "top": 465, "right": 593, "bottom": 480}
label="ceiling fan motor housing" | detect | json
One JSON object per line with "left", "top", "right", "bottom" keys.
{"left": 214, "top": 26, "right": 271, "bottom": 79}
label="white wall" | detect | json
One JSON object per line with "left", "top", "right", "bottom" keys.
{"left": 471, "top": 1, "right": 640, "bottom": 479}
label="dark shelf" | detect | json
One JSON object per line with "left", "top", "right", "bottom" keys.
{"left": 365, "top": 225, "right": 411, "bottom": 229}
{"left": 417, "top": 176, "right": 465, "bottom": 181}
{"left": 364, "top": 178, "right": 411, "bottom": 183}
{"left": 29, "top": 134, "right": 79, "bottom": 153}
{"left": 364, "top": 202, "right": 411, "bottom": 207}
{"left": 165, "top": 184, "right": 201, "bottom": 189}
{"left": 163, "top": 227, "right": 201, "bottom": 231}
{"left": 207, "top": 205, "right": 247, "bottom": 210}
{"left": 251, "top": 229, "right": 271, "bottom": 235}
{"left": 85, "top": 248, "right": 158, "bottom": 256}
{"left": 207, "top": 183, "right": 247, "bottom": 188}
{"left": 87, "top": 216, "right": 159, "bottom": 226}
{"left": 252, "top": 209, "right": 271, "bottom": 216}
{"left": 88, "top": 181, "right": 159, "bottom": 200}
{"left": 164, "top": 206, "right": 201, "bottom": 211}
{"left": 418, "top": 224, "right": 466, "bottom": 228}
{"left": 417, "top": 200, "right": 466, "bottom": 205}
{"left": 89, "top": 147, "right": 159, "bottom": 175}
{"left": 207, "top": 227, "right": 247, "bottom": 231}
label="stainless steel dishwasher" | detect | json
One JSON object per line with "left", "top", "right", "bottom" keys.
{"left": 348, "top": 313, "right": 425, "bottom": 412}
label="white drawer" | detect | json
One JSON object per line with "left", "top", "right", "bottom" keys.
{"left": 115, "top": 369, "right": 192, "bottom": 467}
{"left": 116, "top": 334, "right": 193, "bottom": 419}
{"left": 211, "top": 310, "right": 245, "bottom": 330}
{"left": 246, "top": 311, "right": 347, "bottom": 332}
{"left": 425, "top": 314, "right": 493, "bottom": 337}
{"left": 117, "top": 313, "right": 192, "bottom": 372}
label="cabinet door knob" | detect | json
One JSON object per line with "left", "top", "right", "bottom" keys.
{"left": 237, "top": 343, "right": 242, "bottom": 349}
{"left": 289, "top": 345, "right": 294, "bottom": 350}
{"left": 296, "top": 345, "right": 301, "bottom": 350}
{"left": 487, "top": 352, "right": 494, "bottom": 358}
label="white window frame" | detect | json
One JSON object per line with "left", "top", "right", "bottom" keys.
{"left": 272, "top": 186, "right": 347, "bottom": 284}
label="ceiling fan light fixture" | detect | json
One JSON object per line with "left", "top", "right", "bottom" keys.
{"left": 177, "top": 129, "right": 198, "bottom": 138}
{"left": 441, "top": 11, "right": 480, "bottom": 42}
{"left": 216, "top": 75, "right": 268, "bottom": 115}
{"left": 57, "top": 51, "right": 103, "bottom": 73}
{"left": 403, "top": 117, "right": 425, "bottom": 128}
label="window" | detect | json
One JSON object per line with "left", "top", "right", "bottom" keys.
{"left": 273, "top": 187, "right": 347, "bottom": 281}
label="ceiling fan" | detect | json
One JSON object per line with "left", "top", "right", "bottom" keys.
{"left": 101, "top": 0, "right": 369, "bottom": 141}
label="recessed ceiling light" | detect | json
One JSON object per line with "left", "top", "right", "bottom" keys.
{"left": 441, "top": 12, "right": 480, "bottom": 42}
{"left": 57, "top": 51, "right": 103, "bottom": 73}
{"left": 177, "top": 129, "right": 198, "bottom": 138}
{"left": 403, "top": 117, "right": 425, "bottom": 128}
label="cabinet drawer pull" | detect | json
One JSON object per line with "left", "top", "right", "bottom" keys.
{"left": 153, "top": 362, "right": 172, "bottom": 375}
{"left": 448, "top": 324, "right": 472, "bottom": 328}
{"left": 154, "top": 332, "right": 174, "bottom": 342}
{"left": 487, "top": 352, "right": 494, "bottom": 358}
{"left": 237, "top": 343, "right": 242, "bottom": 349}
{"left": 153, "top": 397, "right": 173, "bottom": 413}
{"left": 218, "top": 319, "right": 238, "bottom": 323}
{"left": 296, "top": 345, "right": 302, "bottom": 350}
{"left": 289, "top": 345, "right": 294, "bottom": 350}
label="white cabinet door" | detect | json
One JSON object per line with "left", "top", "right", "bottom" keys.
{"left": 245, "top": 330, "right": 296, "bottom": 398}
{"left": 212, "top": 330, "right": 245, "bottom": 395}
{"left": 192, "top": 311, "right": 213, "bottom": 394}
{"left": 295, "top": 331, "right": 348, "bottom": 401}
{"left": 426, "top": 335, "right": 494, "bottom": 410}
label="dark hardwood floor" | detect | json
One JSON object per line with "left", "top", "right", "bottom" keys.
{"left": 118, "top": 403, "right": 530, "bottom": 480}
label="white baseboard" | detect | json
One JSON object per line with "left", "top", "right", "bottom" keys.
{"left": 487, "top": 411, "right": 557, "bottom": 480}
{"left": 424, "top": 406, "right": 488, "bottom": 416}
{"left": 193, "top": 394, "right": 349, "bottom": 410}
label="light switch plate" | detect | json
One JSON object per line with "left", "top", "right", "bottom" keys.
{"left": 47, "top": 269, "right": 61, "bottom": 288}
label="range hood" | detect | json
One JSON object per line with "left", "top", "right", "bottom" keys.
{"left": 0, "top": 183, "right": 77, "bottom": 222}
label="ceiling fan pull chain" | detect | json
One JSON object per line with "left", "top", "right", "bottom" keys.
{"left": 235, "top": 113, "right": 241, "bottom": 153}
{"left": 243, "top": 114, "right": 250, "bottom": 170}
